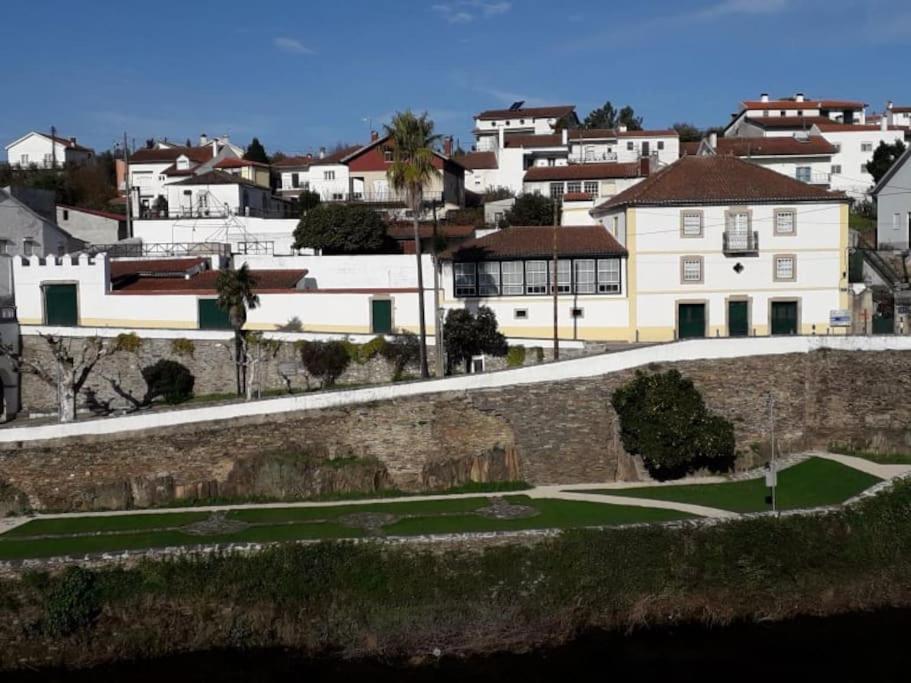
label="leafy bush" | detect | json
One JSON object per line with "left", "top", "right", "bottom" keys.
{"left": 380, "top": 332, "right": 420, "bottom": 380}
{"left": 532, "top": 347, "right": 544, "bottom": 363}
{"left": 298, "top": 190, "right": 321, "bottom": 214}
{"left": 506, "top": 346, "right": 526, "bottom": 368}
{"left": 142, "top": 359, "right": 195, "bottom": 404}
{"left": 343, "top": 336, "right": 388, "bottom": 365}
{"left": 443, "top": 306, "right": 508, "bottom": 373}
{"left": 499, "top": 193, "right": 556, "bottom": 228}
{"left": 293, "top": 203, "right": 388, "bottom": 253}
{"left": 114, "top": 332, "right": 142, "bottom": 353}
{"left": 44, "top": 567, "right": 100, "bottom": 636}
{"left": 298, "top": 341, "right": 351, "bottom": 387}
{"left": 170, "top": 338, "right": 195, "bottom": 357}
{"left": 611, "top": 369, "right": 736, "bottom": 480}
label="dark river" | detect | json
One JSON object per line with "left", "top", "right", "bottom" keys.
{"left": 7, "top": 609, "right": 911, "bottom": 682}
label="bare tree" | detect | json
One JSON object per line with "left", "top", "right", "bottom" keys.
{"left": 0, "top": 333, "right": 134, "bottom": 423}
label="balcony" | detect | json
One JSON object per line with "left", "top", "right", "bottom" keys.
{"left": 723, "top": 231, "right": 759, "bottom": 255}
{"left": 322, "top": 191, "right": 443, "bottom": 206}
{"left": 568, "top": 151, "right": 619, "bottom": 163}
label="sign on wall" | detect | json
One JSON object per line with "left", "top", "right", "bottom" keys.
{"left": 829, "top": 309, "right": 852, "bottom": 327}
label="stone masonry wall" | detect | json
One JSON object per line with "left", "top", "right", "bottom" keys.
{"left": 2, "top": 349, "right": 910, "bottom": 512}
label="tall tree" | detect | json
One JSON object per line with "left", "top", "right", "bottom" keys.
{"left": 385, "top": 110, "right": 441, "bottom": 379}
{"left": 245, "top": 137, "right": 270, "bottom": 164}
{"left": 215, "top": 265, "right": 260, "bottom": 395}
{"left": 672, "top": 122, "right": 704, "bottom": 143}
{"left": 583, "top": 101, "right": 643, "bottom": 130}
{"left": 443, "top": 306, "right": 508, "bottom": 374}
{"left": 500, "top": 193, "right": 556, "bottom": 227}
{"left": 293, "top": 203, "right": 386, "bottom": 253}
{"left": 866, "top": 140, "right": 907, "bottom": 184}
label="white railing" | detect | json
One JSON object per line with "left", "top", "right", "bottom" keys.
{"left": 568, "top": 152, "right": 618, "bottom": 163}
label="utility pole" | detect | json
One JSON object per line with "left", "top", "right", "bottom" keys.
{"left": 123, "top": 132, "right": 132, "bottom": 237}
{"left": 552, "top": 197, "right": 560, "bottom": 360}
{"left": 432, "top": 200, "right": 445, "bottom": 377}
{"left": 767, "top": 393, "right": 777, "bottom": 513}
{"left": 50, "top": 125, "right": 57, "bottom": 169}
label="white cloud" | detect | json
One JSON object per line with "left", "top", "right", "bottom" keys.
{"left": 699, "top": 0, "right": 790, "bottom": 17}
{"left": 432, "top": 1, "right": 511, "bottom": 23}
{"left": 273, "top": 37, "right": 315, "bottom": 55}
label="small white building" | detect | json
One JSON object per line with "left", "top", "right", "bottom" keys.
{"left": 872, "top": 145, "right": 911, "bottom": 249}
{"left": 885, "top": 102, "right": 911, "bottom": 129}
{"left": 56, "top": 205, "right": 128, "bottom": 245}
{"left": 473, "top": 104, "right": 579, "bottom": 152}
{"left": 725, "top": 93, "right": 867, "bottom": 135}
{"left": 5, "top": 131, "right": 95, "bottom": 169}
{"left": 811, "top": 119, "right": 906, "bottom": 197}
{"left": 273, "top": 155, "right": 313, "bottom": 198}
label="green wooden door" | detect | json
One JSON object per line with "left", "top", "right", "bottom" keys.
{"left": 371, "top": 299, "right": 393, "bottom": 334}
{"left": 43, "top": 284, "right": 78, "bottom": 326}
{"left": 198, "top": 299, "right": 232, "bottom": 330}
{"left": 728, "top": 301, "right": 749, "bottom": 337}
{"left": 770, "top": 301, "right": 798, "bottom": 335}
{"left": 678, "top": 303, "right": 706, "bottom": 339}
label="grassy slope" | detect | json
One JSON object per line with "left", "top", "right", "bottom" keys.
{"left": 589, "top": 458, "right": 881, "bottom": 513}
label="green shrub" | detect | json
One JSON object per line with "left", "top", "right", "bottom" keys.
{"left": 506, "top": 346, "right": 526, "bottom": 368}
{"left": 379, "top": 332, "right": 420, "bottom": 380}
{"left": 171, "top": 338, "right": 195, "bottom": 357}
{"left": 298, "top": 341, "right": 351, "bottom": 387}
{"left": 44, "top": 567, "right": 100, "bottom": 636}
{"left": 532, "top": 347, "right": 544, "bottom": 362}
{"left": 141, "top": 359, "right": 195, "bottom": 404}
{"left": 114, "top": 332, "right": 142, "bottom": 353}
{"left": 611, "top": 369, "right": 736, "bottom": 480}
{"left": 343, "top": 336, "right": 388, "bottom": 365}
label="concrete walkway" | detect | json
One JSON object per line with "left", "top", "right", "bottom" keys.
{"left": 0, "top": 451, "right": 904, "bottom": 536}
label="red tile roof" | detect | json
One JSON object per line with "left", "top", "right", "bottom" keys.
{"left": 111, "top": 258, "right": 209, "bottom": 281}
{"left": 616, "top": 129, "right": 678, "bottom": 138}
{"left": 745, "top": 116, "right": 831, "bottom": 130}
{"left": 309, "top": 145, "right": 364, "bottom": 165}
{"left": 114, "top": 269, "right": 307, "bottom": 294}
{"left": 814, "top": 121, "right": 904, "bottom": 133}
{"left": 455, "top": 151, "right": 498, "bottom": 170}
{"left": 890, "top": 106, "right": 911, "bottom": 114}
{"left": 476, "top": 105, "right": 576, "bottom": 121}
{"left": 592, "top": 155, "right": 848, "bottom": 215}
{"left": 45, "top": 133, "right": 94, "bottom": 153}
{"left": 690, "top": 136, "right": 838, "bottom": 157}
{"left": 130, "top": 146, "right": 216, "bottom": 164}
{"left": 441, "top": 225, "right": 627, "bottom": 261}
{"left": 524, "top": 162, "right": 641, "bottom": 182}
{"left": 562, "top": 192, "right": 593, "bottom": 201}
{"left": 568, "top": 128, "right": 679, "bottom": 140}
{"left": 271, "top": 155, "right": 312, "bottom": 168}
{"left": 386, "top": 223, "right": 476, "bottom": 240}
{"left": 170, "top": 170, "right": 263, "bottom": 188}
{"left": 215, "top": 157, "right": 268, "bottom": 169}
{"left": 503, "top": 133, "right": 563, "bottom": 148}
{"left": 742, "top": 99, "right": 865, "bottom": 110}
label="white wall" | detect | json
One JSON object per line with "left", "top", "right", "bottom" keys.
{"left": 307, "top": 163, "right": 351, "bottom": 199}
{"left": 56, "top": 207, "right": 123, "bottom": 245}
{"left": 2, "top": 334, "right": 904, "bottom": 444}
{"left": 133, "top": 217, "right": 300, "bottom": 255}
{"left": 6, "top": 134, "right": 91, "bottom": 168}
{"left": 238, "top": 254, "right": 433, "bottom": 289}
{"left": 819, "top": 128, "right": 905, "bottom": 197}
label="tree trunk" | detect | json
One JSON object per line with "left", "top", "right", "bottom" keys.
{"left": 413, "top": 215, "right": 430, "bottom": 378}
{"left": 234, "top": 331, "right": 243, "bottom": 396}
{"left": 58, "top": 380, "right": 76, "bottom": 423}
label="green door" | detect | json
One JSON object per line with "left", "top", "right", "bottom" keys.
{"left": 371, "top": 299, "right": 393, "bottom": 334}
{"left": 728, "top": 301, "right": 749, "bottom": 337}
{"left": 770, "top": 301, "right": 798, "bottom": 335}
{"left": 43, "top": 284, "right": 78, "bottom": 326}
{"left": 198, "top": 299, "right": 232, "bottom": 330}
{"left": 678, "top": 303, "right": 706, "bottom": 339}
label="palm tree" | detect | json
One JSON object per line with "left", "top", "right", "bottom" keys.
{"left": 216, "top": 264, "right": 260, "bottom": 395}
{"left": 385, "top": 111, "right": 440, "bottom": 378}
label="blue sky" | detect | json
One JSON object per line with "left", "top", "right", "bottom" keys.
{"left": 1, "top": 0, "right": 909, "bottom": 155}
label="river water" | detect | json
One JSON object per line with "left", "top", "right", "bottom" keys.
{"left": 6, "top": 608, "right": 911, "bottom": 682}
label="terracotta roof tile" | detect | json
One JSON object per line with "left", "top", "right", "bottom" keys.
{"left": 387, "top": 223, "right": 476, "bottom": 240}
{"left": 616, "top": 129, "right": 678, "bottom": 138}
{"left": 130, "top": 146, "right": 216, "bottom": 164}
{"left": 115, "top": 269, "right": 307, "bottom": 294}
{"left": 592, "top": 155, "right": 848, "bottom": 215}
{"left": 170, "top": 169, "right": 262, "bottom": 188}
{"left": 455, "top": 151, "right": 498, "bottom": 170}
{"left": 742, "top": 99, "right": 865, "bottom": 110}
{"left": 524, "top": 162, "right": 641, "bottom": 182}
{"left": 476, "top": 105, "right": 575, "bottom": 121}
{"left": 309, "top": 145, "right": 363, "bottom": 165}
{"left": 746, "top": 116, "right": 831, "bottom": 130}
{"left": 441, "top": 225, "right": 627, "bottom": 261}
{"left": 503, "top": 134, "right": 563, "bottom": 148}
{"left": 271, "top": 155, "right": 312, "bottom": 168}
{"left": 58, "top": 205, "right": 126, "bottom": 222}
{"left": 814, "top": 121, "right": 905, "bottom": 133}
{"left": 708, "top": 136, "right": 837, "bottom": 157}
{"left": 111, "top": 258, "right": 208, "bottom": 283}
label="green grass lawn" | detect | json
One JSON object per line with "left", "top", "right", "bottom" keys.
{"left": 583, "top": 458, "right": 882, "bottom": 513}
{"left": 828, "top": 445, "right": 911, "bottom": 465}
{"left": 0, "top": 496, "right": 692, "bottom": 561}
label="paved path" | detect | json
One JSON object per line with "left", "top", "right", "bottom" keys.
{"left": 0, "top": 451, "right": 905, "bottom": 536}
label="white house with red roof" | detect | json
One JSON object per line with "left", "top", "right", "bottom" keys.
{"left": 5, "top": 131, "right": 95, "bottom": 169}
{"left": 885, "top": 102, "right": 911, "bottom": 129}
{"left": 726, "top": 92, "right": 868, "bottom": 134}
{"left": 56, "top": 205, "right": 128, "bottom": 245}
{"left": 810, "top": 119, "right": 906, "bottom": 197}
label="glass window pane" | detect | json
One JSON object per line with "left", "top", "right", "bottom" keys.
{"left": 574, "top": 259, "right": 595, "bottom": 294}
{"left": 682, "top": 257, "right": 702, "bottom": 282}
{"left": 776, "top": 210, "right": 795, "bottom": 234}
{"left": 567, "top": 181, "right": 582, "bottom": 194}
{"left": 454, "top": 263, "right": 476, "bottom": 296}
{"left": 776, "top": 256, "right": 794, "bottom": 280}
{"left": 501, "top": 261, "right": 524, "bottom": 295}
{"left": 550, "top": 259, "right": 571, "bottom": 293}
{"left": 478, "top": 262, "right": 500, "bottom": 296}
{"left": 682, "top": 212, "right": 702, "bottom": 236}
{"left": 525, "top": 260, "right": 547, "bottom": 294}
{"left": 597, "top": 258, "right": 621, "bottom": 292}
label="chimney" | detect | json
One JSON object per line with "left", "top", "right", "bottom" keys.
{"left": 370, "top": 130, "right": 379, "bottom": 142}
{"left": 881, "top": 116, "right": 888, "bottom": 132}
{"left": 639, "top": 156, "right": 650, "bottom": 177}
{"left": 306, "top": 152, "right": 313, "bottom": 161}
{"left": 69, "top": 137, "right": 77, "bottom": 145}
{"left": 498, "top": 126, "right": 505, "bottom": 149}
{"left": 319, "top": 146, "right": 326, "bottom": 159}
{"left": 443, "top": 136, "right": 453, "bottom": 156}
{"left": 618, "top": 124, "right": 628, "bottom": 133}
{"left": 760, "top": 93, "right": 769, "bottom": 103}
{"left": 199, "top": 133, "right": 208, "bottom": 146}
{"left": 887, "top": 100, "right": 894, "bottom": 111}
{"left": 708, "top": 132, "right": 718, "bottom": 149}
{"left": 561, "top": 128, "right": 568, "bottom": 145}
{"left": 795, "top": 92, "right": 805, "bottom": 103}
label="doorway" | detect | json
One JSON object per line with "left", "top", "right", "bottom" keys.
{"left": 678, "top": 303, "right": 706, "bottom": 339}
{"left": 727, "top": 300, "right": 749, "bottom": 337}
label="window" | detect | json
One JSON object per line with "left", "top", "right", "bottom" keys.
{"left": 567, "top": 181, "right": 582, "bottom": 194}
{"left": 894, "top": 213, "right": 901, "bottom": 229}
{"left": 597, "top": 258, "right": 621, "bottom": 293}
{"left": 833, "top": 143, "right": 841, "bottom": 152}
{"left": 775, "top": 209, "right": 796, "bottom": 235}
{"left": 779, "top": 111, "right": 786, "bottom": 117}
{"left": 549, "top": 183, "right": 564, "bottom": 200}
{"left": 681, "top": 211, "right": 703, "bottom": 237}
{"left": 657, "top": 141, "right": 665, "bottom": 150}
{"left": 291, "top": 173, "right": 300, "bottom": 188}
{"left": 861, "top": 142, "right": 873, "bottom": 152}
{"left": 626, "top": 141, "right": 634, "bottom": 151}
{"left": 681, "top": 256, "right": 703, "bottom": 283}
{"left": 22, "top": 239, "right": 37, "bottom": 257}
{"left": 519, "top": 119, "right": 525, "bottom": 125}
{"left": 584, "top": 145, "right": 595, "bottom": 161}
{"left": 795, "top": 166, "right": 811, "bottom": 182}
{"left": 501, "top": 261, "right": 523, "bottom": 295}
{"left": 0, "top": 240, "right": 10, "bottom": 255}
{"left": 20, "top": 154, "right": 29, "bottom": 165}
{"left": 478, "top": 262, "right": 500, "bottom": 296}
{"left": 774, "top": 255, "right": 796, "bottom": 281}
{"left": 454, "top": 263, "right": 477, "bottom": 296}
{"left": 831, "top": 164, "right": 842, "bottom": 174}
{"left": 551, "top": 260, "right": 572, "bottom": 294}
{"left": 525, "top": 260, "right": 548, "bottom": 294}
{"left": 514, "top": 308, "right": 528, "bottom": 319}
{"left": 574, "top": 259, "right": 595, "bottom": 293}
{"left": 584, "top": 181, "right": 598, "bottom": 196}
{"left": 383, "top": 148, "right": 393, "bottom": 162}
{"left": 324, "top": 170, "right": 335, "bottom": 180}
{"left": 570, "top": 307, "right": 584, "bottom": 318}
{"left": 62, "top": 209, "right": 69, "bottom": 221}
{"left": 43, "top": 153, "right": 53, "bottom": 167}
{"left": 861, "top": 165, "right": 868, "bottom": 174}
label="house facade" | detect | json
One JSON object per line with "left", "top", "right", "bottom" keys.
{"left": 473, "top": 104, "right": 579, "bottom": 153}
{"left": 56, "top": 205, "right": 128, "bottom": 245}
{"left": 725, "top": 93, "right": 868, "bottom": 135}
{"left": 885, "top": 102, "right": 911, "bottom": 129}
{"left": 872, "top": 146, "right": 911, "bottom": 249}
{"left": 811, "top": 120, "right": 907, "bottom": 197}
{"left": 165, "top": 171, "right": 283, "bottom": 219}
{"left": 5, "top": 132, "right": 95, "bottom": 169}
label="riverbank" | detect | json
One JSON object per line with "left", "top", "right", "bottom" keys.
{"left": 1, "top": 476, "right": 910, "bottom": 671}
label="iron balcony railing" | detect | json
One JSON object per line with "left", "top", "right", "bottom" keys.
{"left": 138, "top": 207, "right": 294, "bottom": 220}
{"left": 84, "top": 242, "right": 233, "bottom": 258}
{"left": 568, "top": 151, "right": 619, "bottom": 163}
{"left": 322, "top": 191, "right": 444, "bottom": 205}
{"left": 723, "top": 231, "right": 759, "bottom": 254}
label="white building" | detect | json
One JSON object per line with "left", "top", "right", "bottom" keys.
{"left": 725, "top": 93, "right": 867, "bottom": 134}
{"left": 569, "top": 127, "right": 679, "bottom": 166}
{"left": 5, "top": 131, "right": 95, "bottom": 169}
{"left": 56, "top": 205, "right": 128, "bottom": 245}
{"left": 810, "top": 119, "right": 906, "bottom": 197}
{"left": 872, "top": 145, "right": 911, "bottom": 249}
{"left": 885, "top": 102, "right": 911, "bottom": 129}
{"left": 473, "top": 104, "right": 579, "bottom": 152}
{"left": 273, "top": 155, "right": 313, "bottom": 198}
{"left": 590, "top": 155, "right": 851, "bottom": 341}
